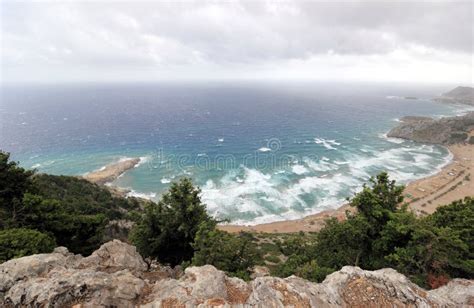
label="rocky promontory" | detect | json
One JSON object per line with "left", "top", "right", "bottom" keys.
{"left": 387, "top": 112, "right": 474, "bottom": 145}
{"left": 83, "top": 157, "right": 141, "bottom": 185}
{"left": 1, "top": 240, "right": 473, "bottom": 307}
{"left": 434, "top": 86, "right": 474, "bottom": 106}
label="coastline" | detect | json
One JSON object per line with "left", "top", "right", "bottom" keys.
{"left": 219, "top": 139, "right": 474, "bottom": 233}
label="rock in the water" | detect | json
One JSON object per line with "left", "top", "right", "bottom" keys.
{"left": 1, "top": 240, "right": 473, "bottom": 307}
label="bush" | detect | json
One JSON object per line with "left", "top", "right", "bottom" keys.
{"left": 0, "top": 228, "right": 56, "bottom": 263}
{"left": 192, "top": 221, "right": 261, "bottom": 280}
{"left": 295, "top": 260, "right": 335, "bottom": 283}
{"left": 0, "top": 151, "right": 142, "bottom": 258}
{"left": 130, "top": 178, "right": 215, "bottom": 266}
{"left": 273, "top": 173, "right": 474, "bottom": 288}
{"left": 0, "top": 151, "right": 34, "bottom": 229}
{"left": 264, "top": 254, "right": 281, "bottom": 264}
{"left": 32, "top": 174, "right": 141, "bottom": 219}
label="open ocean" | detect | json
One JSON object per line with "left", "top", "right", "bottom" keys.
{"left": 1, "top": 82, "right": 472, "bottom": 224}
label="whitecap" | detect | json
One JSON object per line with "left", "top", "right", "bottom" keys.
{"left": 126, "top": 190, "right": 157, "bottom": 199}
{"left": 292, "top": 165, "right": 309, "bottom": 175}
{"left": 135, "top": 156, "right": 151, "bottom": 167}
{"left": 379, "top": 133, "right": 405, "bottom": 144}
{"left": 218, "top": 138, "right": 224, "bottom": 142}
{"left": 161, "top": 178, "right": 171, "bottom": 184}
{"left": 314, "top": 138, "right": 337, "bottom": 150}
{"left": 258, "top": 147, "right": 271, "bottom": 152}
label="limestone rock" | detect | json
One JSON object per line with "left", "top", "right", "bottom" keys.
{"left": 0, "top": 247, "right": 76, "bottom": 293}
{"left": 77, "top": 239, "right": 147, "bottom": 273}
{"left": 1, "top": 241, "right": 473, "bottom": 307}
{"left": 250, "top": 265, "right": 270, "bottom": 279}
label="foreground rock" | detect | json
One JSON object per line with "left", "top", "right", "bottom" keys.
{"left": 388, "top": 112, "right": 474, "bottom": 145}
{"left": 83, "top": 157, "right": 141, "bottom": 185}
{"left": 1, "top": 240, "right": 473, "bottom": 307}
{"left": 434, "top": 86, "right": 474, "bottom": 106}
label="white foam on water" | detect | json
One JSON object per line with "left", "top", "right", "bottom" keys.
{"left": 314, "top": 138, "right": 337, "bottom": 150}
{"left": 199, "top": 140, "right": 452, "bottom": 225}
{"left": 126, "top": 190, "right": 157, "bottom": 199}
{"left": 304, "top": 158, "right": 339, "bottom": 172}
{"left": 292, "top": 164, "right": 309, "bottom": 175}
{"left": 379, "top": 133, "right": 405, "bottom": 144}
{"left": 258, "top": 147, "right": 272, "bottom": 152}
{"left": 161, "top": 178, "right": 171, "bottom": 184}
{"left": 218, "top": 138, "right": 224, "bottom": 142}
{"left": 135, "top": 156, "right": 151, "bottom": 167}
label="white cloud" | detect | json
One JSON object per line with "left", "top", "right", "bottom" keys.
{"left": 1, "top": 1, "right": 472, "bottom": 83}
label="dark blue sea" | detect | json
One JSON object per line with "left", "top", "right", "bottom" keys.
{"left": 1, "top": 81, "right": 471, "bottom": 224}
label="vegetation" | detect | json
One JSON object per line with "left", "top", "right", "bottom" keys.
{"left": 0, "top": 228, "right": 56, "bottom": 262}
{"left": 270, "top": 173, "right": 474, "bottom": 288}
{"left": 130, "top": 178, "right": 215, "bottom": 266}
{"left": 1, "top": 151, "right": 472, "bottom": 289}
{"left": 192, "top": 220, "right": 261, "bottom": 280}
{"left": 0, "top": 151, "right": 141, "bottom": 256}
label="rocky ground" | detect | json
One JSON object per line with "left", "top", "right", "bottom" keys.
{"left": 1, "top": 240, "right": 473, "bottom": 307}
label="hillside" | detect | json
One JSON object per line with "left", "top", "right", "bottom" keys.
{"left": 1, "top": 240, "right": 473, "bottom": 307}
{"left": 387, "top": 112, "right": 474, "bottom": 144}
{"left": 434, "top": 86, "right": 474, "bottom": 106}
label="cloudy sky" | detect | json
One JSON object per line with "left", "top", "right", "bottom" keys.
{"left": 1, "top": 1, "right": 473, "bottom": 83}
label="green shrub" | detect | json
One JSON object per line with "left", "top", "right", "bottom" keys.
{"left": 0, "top": 228, "right": 56, "bottom": 263}
{"left": 130, "top": 178, "right": 215, "bottom": 266}
{"left": 264, "top": 254, "right": 281, "bottom": 264}
{"left": 192, "top": 221, "right": 261, "bottom": 280}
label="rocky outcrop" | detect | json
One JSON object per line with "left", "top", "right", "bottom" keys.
{"left": 387, "top": 112, "right": 474, "bottom": 145}
{"left": 434, "top": 86, "right": 474, "bottom": 106}
{"left": 1, "top": 240, "right": 473, "bottom": 307}
{"left": 83, "top": 157, "right": 141, "bottom": 185}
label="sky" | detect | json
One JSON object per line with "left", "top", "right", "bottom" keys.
{"left": 1, "top": 0, "right": 473, "bottom": 84}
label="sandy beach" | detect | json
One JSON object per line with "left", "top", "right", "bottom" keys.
{"left": 83, "top": 157, "right": 141, "bottom": 185}
{"left": 220, "top": 139, "right": 474, "bottom": 234}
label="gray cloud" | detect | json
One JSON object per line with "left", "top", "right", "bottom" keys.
{"left": 1, "top": 1, "right": 472, "bottom": 82}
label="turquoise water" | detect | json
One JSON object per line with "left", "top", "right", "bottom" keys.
{"left": 1, "top": 82, "right": 471, "bottom": 224}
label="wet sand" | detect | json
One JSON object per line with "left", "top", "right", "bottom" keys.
{"left": 220, "top": 141, "right": 474, "bottom": 234}
{"left": 83, "top": 158, "right": 141, "bottom": 185}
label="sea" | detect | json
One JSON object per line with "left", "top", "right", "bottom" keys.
{"left": 1, "top": 81, "right": 472, "bottom": 225}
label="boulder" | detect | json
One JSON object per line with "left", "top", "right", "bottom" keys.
{"left": 1, "top": 241, "right": 473, "bottom": 307}
{"left": 77, "top": 239, "right": 147, "bottom": 273}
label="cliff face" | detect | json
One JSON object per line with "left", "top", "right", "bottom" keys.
{"left": 434, "top": 86, "right": 474, "bottom": 106}
{"left": 1, "top": 240, "right": 473, "bottom": 307}
{"left": 387, "top": 112, "right": 474, "bottom": 145}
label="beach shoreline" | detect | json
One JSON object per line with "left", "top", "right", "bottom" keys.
{"left": 219, "top": 140, "right": 474, "bottom": 233}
